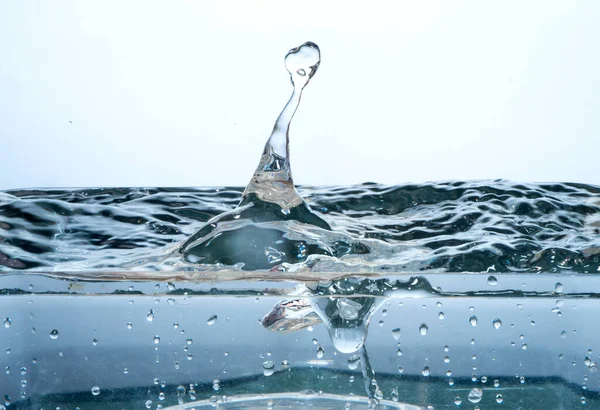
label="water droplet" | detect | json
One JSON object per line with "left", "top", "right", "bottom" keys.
{"left": 421, "top": 366, "right": 430, "bottom": 376}
{"left": 91, "top": 386, "right": 100, "bottom": 396}
{"left": 419, "top": 324, "right": 428, "bottom": 335}
{"left": 469, "top": 316, "right": 478, "bottom": 327}
{"left": 444, "top": 356, "right": 450, "bottom": 363}
{"left": 522, "top": 343, "right": 528, "bottom": 350}
{"left": 173, "top": 322, "right": 179, "bottom": 329}
{"left": 555, "top": 282, "right": 563, "bottom": 292}
{"left": 146, "top": 310, "right": 154, "bottom": 322}
{"left": 262, "top": 360, "right": 275, "bottom": 376}
{"left": 92, "top": 338, "right": 98, "bottom": 346}
{"left": 496, "top": 394, "right": 503, "bottom": 404}
{"left": 317, "top": 345, "right": 325, "bottom": 359}
{"left": 494, "top": 379, "right": 500, "bottom": 387}
{"left": 207, "top": 315, "right": 218, "bottom": 325}
{"left": 347, "top": 355, "right": 361, "bottom": 370}
{"left": 4, "top": 318, "right": 10, "bottom": 328}
{"left": 590, "top": 362, "right": 599, "bottom": 372}
{"left": 213, "top": 378, "right": 220, "bottom": 391}
{"left": 560, "top": 330, "right": 567, "bottom": 338}
{"left": 454, "top": 396, "right": 462, "bottom": 406}
{"left": 392, "top": 328, "right": 401, "bottom": 340}
{"left": 468, "top": 388, "right": 482, "bottom": 403}
{"left": 487, "top": 276, "right": 497, "bottom": 286}
{"left": 49, "top": 329, "right": 59, "bottom": 339}
{"left": 438, "top": 312, "right": 445, "bottom": 319}
{"left": 444, "top": 345, "right": 449, "bottom": 352}
{"left": 493, "top": 319, "right": 502, "bottom": 329}
{"left": 153, "top": 336, "right": 160, "bottom": 344}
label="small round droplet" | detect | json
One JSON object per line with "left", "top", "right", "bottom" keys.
{"left": 392, "top": 328, "right": 401, "bottom": 340}
{"left": 493, "top": 319, "right": 502, "bottom": 329}
{"left": 421, "top": 366, "right": 430, "bottom": 377}
{"left": 560, "top": 330, "right": 567, "bottom": 339}
{"left": 153, "top": 336, "right": 160, "bottom": 344}
{"left": 4, "top": 318, "right": 11, "bottom": 328}
{"left": 145, "top": 400, "right": 152, "bottom": 409}
{"left": 207, "top": 315, "right": 218, "bottom": 325}
{"left": 262, "top": 360, "right": 275, "bottom": 376}
{"left": 555, "top": 282, "right": 563, "bottom": 293}
{"left": 316, "top": 346, "right": 325, "bottom": 359}
{"left": 146, "top": 310, "right": 154, "bottom": 322}
{"left": 347, "top": 355, "right": 361, "bottom": 370}
{"left": 438, "top": 312, "right": 445, "bottom": 320}
{"left": 469, "top": 316, "right": 478, "bottom": 327}
{"left": 454, "top": 396, "right": 462, "bottom": 406}
{"left": 487, "top": 276, "right": 497, "bottom": 286}
{"left": 419, "top": 324, "right": 428, "bottom": 335}
{"left": 589, "top": 362, "right": 599, "bottom": 373}
{"left": 91, "top": 386, "right": 100, "bottom": 396}
{"left": 496, "top": 394, "right": 503, "bottom": 404}
{"left": 468, "top": 388, "right": 482, "bottom": 403}
{"left": 49, "top": 329, "right": 59, "bottom": 339}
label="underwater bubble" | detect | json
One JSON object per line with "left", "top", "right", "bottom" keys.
{"left": 468, "top": 388, "right": 482, "bottom": 403}
{"left": 262, "top": 360, "right": 275, "bottom": 376}
{"left": 49, "top": 329, "right": 59, "bottom": 339}
{"left": 493, "top": 319, "right": 502, "bottom": 329}
{"left": 207, "top": 315, "right": 218, "bottom": 325}
{"left": 347, "top": 355, "right": 361, "bottom": 370}
{"left": 91, "top": 386, "right": 100, "bottom": 396}
{"left": 337, "top": 298, "right": 361, "bottom": 320}
{"left": 419, "top": 324, "right": 428, "bottom": 335}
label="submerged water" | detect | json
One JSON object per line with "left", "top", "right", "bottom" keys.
{"left": 2, "top": 41, "right": 600, "bottom": 409}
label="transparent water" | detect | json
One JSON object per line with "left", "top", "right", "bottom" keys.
{"left": 2, "top": 42, "right": 600, "bottom": 409}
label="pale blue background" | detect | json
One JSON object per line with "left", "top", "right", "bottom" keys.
{"left": 1, "top": 1, "right": 599, "bottom": 190}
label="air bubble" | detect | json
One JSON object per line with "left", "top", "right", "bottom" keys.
{"left": 262, "top": 360, "right": 275, "bottom": 376}
{"left": 468, "top": 388, "right": 482, "bottom": 403}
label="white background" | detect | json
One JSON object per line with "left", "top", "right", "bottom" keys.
{"left": 1, "top": 1, "right": 599, "bottom": 190}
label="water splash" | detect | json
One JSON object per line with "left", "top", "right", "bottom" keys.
{"left": 178, "top": 42, "right": 368, "bottom": 270}
{"left": 242, "top": 42, "right": 321, "bottom": 209}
